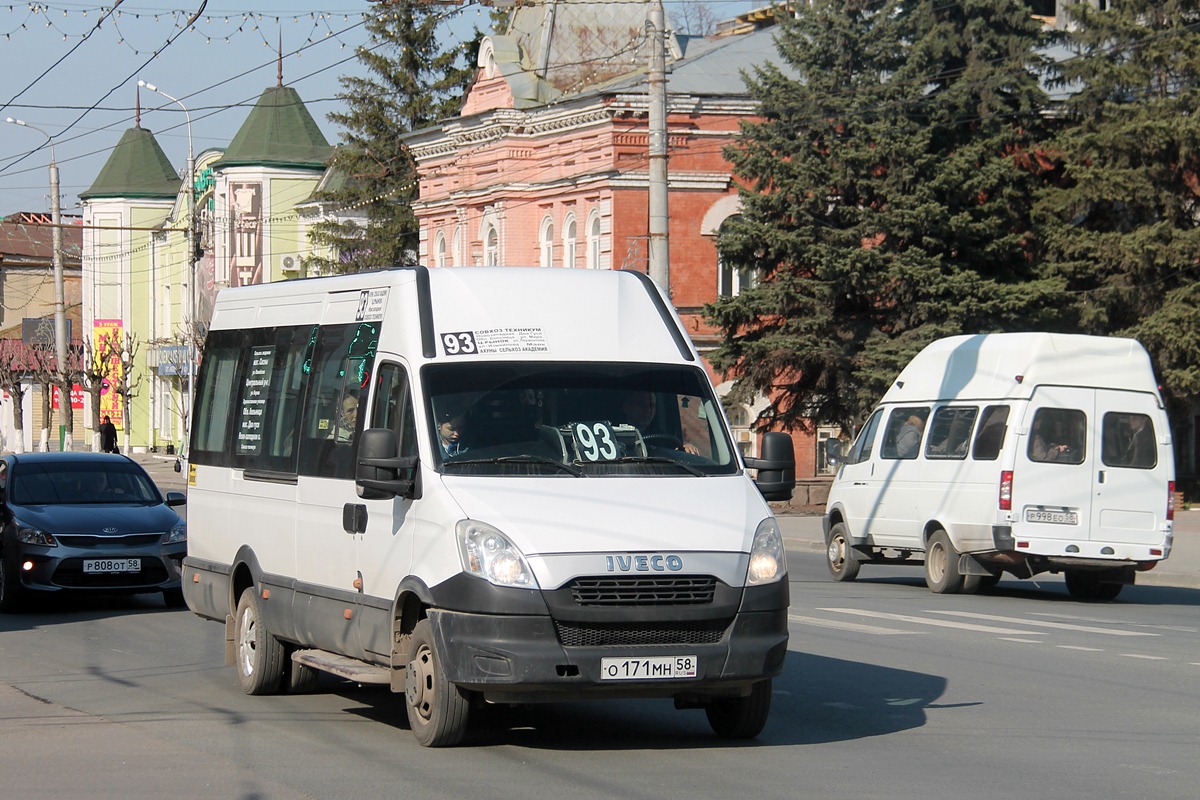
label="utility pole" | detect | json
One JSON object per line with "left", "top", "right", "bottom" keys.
{"left": 7, "top": 117, "right": 71, "bottom": 449}
{"left": 647, "top": 0, "right": 670, "bottom": 291}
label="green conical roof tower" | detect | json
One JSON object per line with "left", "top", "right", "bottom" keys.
{"left": 214, "top": 84, "right": 332, "bottom": 170}
{"left": 81, "top": 126, "right": 181, "bottom": 200}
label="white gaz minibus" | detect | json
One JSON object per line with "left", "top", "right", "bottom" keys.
{"left": 823, "top": 333, "right": 1175, "bottom": 600}
{"left": 183, "top": 266, "right": 795, "bottom": 746}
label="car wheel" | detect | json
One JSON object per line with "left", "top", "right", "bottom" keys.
{"left": 234, "top": 587, "right": 285, "bottom": 695}
{"left": 924, "top": 530, "right": 964, "bottom": 594}
{"left": 705, "top": 679, "right": 772, "bottom": 740}
{"left": 0, "top": 552, "right": 26, "bottom": 613}
{"left": 825, "top": 522, "right": 861, "bottom": 582}
{"left": 405, "top": 619, "right": 470, "bottom": 747}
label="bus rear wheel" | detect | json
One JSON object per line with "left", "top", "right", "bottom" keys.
{"left": 924, "top": 530, "right": 964, "bottom": 594}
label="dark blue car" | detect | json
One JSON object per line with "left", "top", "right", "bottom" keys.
{"left": 0, "top": 452, "right": 187, "bottom": 611}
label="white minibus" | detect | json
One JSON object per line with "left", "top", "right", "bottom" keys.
{"left": 183, "top": 266, "right": 795, "bottom": 746}
{"left": 823, "top": 333, "right": 1175, "bottom": 600}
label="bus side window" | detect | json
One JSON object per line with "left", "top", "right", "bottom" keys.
{"left": 971, "top": 405, "right": 1010, "bottom": 461}
{"left": 845, "top": 410, "right": 882, "bottom": 465}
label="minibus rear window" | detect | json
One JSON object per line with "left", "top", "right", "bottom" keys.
{"left": 1101, "top": 412, "right": 1157, "bottom": 469}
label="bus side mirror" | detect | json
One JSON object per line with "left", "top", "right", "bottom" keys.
{"left": 356, "top": 428, "right": 420, "bottom": 501}
{"left": 744, "top": 431, "right": 796, "bottom": 502}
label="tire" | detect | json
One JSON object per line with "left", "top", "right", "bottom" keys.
{"left": 0, "top": 552, "right": 26, "bottom": 613}
{"left": 234, "top": 587, "right": 286, "bottom": 695}
{"left": 284, "top": 648, "right": 321, "bottom": 694}
{"left": 405, "top": 619, "right": 470, "bottom": 747}
{"left": 924, "top": 530, "right": 964, "bottom": 594}
{"left": 162, "top": 587, "right": 186, "bottom": 608}
{"left": 1064, "top": 570, "right": 1124, "bottom": 601}
{"left": 825, "top": 522, "right": 860, "bottom": 582}
{"left": 705, "top": 679, "right": 772, "bottom": 740}
{"left": 962, "top": 572, "right": 1001, "bottom": 594}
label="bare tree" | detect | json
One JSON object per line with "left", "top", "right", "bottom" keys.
{"left": 111, "top": 332, "right": 142, "bottom": 454}
{"left": 0, "top": 340, "right": 33, "bottom": 453}
{"left": 669, "top": 0, "right": 718, "bottom": 36}
{"left": 150, "top": 333, "right": 195, "bottom": 452}
{"left": 74, "top": 335, "right": 123, "bottom": 451}
{"left": 27, "top": 345, "right": 57, "bottom": 452}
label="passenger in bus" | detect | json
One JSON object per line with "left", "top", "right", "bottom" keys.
{"left": 620, "top": 390, "right": 699, "bottom": 454}
{"left": 1124, "top": 415, "right": 1154, "bottom": 467}
{"left": 438, "top": 411, "right": 466, "bottom": 457}
{"left": 332, "top": 392, "right": 358, "bottom": 443}
{"left": 1030, "top": 417, "right": 1070, "bottom": 462}
{"left": 895, "top": 414, "right": 925, "bottom": 458}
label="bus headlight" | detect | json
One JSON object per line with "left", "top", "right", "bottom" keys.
{"left": 456, "top": 520, "right": 539, "bottom": 589}
{"left": 747, "top": 518, "right": 786, "bottom": 585}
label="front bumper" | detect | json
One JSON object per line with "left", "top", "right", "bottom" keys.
{"left": 425, "top": 605, "right": 789, "bottom": 702}
{"left": 10, "top": 542, "right": 186, "bottom": 594}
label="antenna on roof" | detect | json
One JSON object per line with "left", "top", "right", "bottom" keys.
{"left": 278, "top": 30, "right": 284, "bottom": 86}
{"left": 135, "top": 83, "right": 141, "bottom": 128}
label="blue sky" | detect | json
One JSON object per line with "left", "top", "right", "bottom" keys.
{"left": 1, "top": 1, "right": 759, "bottom": 216}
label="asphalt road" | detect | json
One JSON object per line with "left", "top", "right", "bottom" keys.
{"left": 1, "top": 538, "right": 1196, "bottom": 800}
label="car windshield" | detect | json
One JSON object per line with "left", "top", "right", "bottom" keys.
{"left": 10, "top": 462, "right": 163, "bottom": 505}
{"left": 423, "top": 362, "right": 738, "bottom": 477}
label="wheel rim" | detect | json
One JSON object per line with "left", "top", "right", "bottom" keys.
{"left": 928, "top": 541, "right": 946, "bottom": 583}
{"left": 238, "top": 606, "right": 257, "bottom": 677}
{"left": 407, "top": 644, "right": 435, "bottom": 723}
{"left": 827, "top": 537, "right": 845, "bottom": 569}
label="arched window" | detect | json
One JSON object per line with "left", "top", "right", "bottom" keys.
{"left": 451, "top": 225, "right": 463, "bottom": 267}
{"left": 434, "top": 231, "right": 447, "bottom": 268}
{"left": 717, "top": 216, "right": 755, "bottom": 297}
{"left": 539, "top": 216, "right": 554, "bottom": 268}
{"left": 563, "top": 214, "right": 577, "bottom": 269}
{"left": 586, "top": 210, "right": 602, "bottom": 269}
{"left": 484, "top": 225, "right": 500, "bottom": 266}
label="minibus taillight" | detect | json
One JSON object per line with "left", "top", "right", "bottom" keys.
{"left": 999, "top": 470, "right": 1013, "bottom": 511}
{"left": 1167, "top": 481, "right": 1175, "bottom": 521}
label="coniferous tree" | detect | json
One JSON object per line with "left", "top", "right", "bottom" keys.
{"left": 706, "top": 0, "right": 1059, "bottom": 430}
{"left": 1035, "top": 0, "right": 1200, "bottom": 408}
{"left": 306, "top": 0, "right": 478, "bottom": 273}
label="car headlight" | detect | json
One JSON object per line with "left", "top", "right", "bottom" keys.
{"left": 746, "top": 518, "right": 786, "bottom": 585}
{"left": 456, "top": 520, "right": 538, "bottom": 589}
{"left": 164, "top": 522, "right": 187, "bottom": 545}
{"left": 17, "top": 525, "right": 57, "bottom": 547}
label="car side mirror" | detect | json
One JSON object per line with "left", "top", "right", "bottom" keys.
{"left": 744, "top": 431, "right": 796, "bottom": 502}
{"left": 356, "top": 428, "right": 420, "bottom": 501}
{"left": 165, "top": 491, "right": 187, "bottom": 507}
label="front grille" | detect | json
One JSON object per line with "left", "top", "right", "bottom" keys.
{"left": 555, "top": 619, "right": 729, "bottom": 648}
{"left": 569, "top": 575, "right": 716, "bottom": 606}
{"left": 56, "top": 533, "right": 163, "bottom": 548}
{"left": 53, "top": 558, "right": 169, "bottom": 588}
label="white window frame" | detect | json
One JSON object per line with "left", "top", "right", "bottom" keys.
{"left": 539, "top": 216, "right": 554, "bottom": 268}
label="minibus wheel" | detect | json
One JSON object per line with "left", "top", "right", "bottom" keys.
{"left": 234, "top": 587, "right": 285, "bottom": 695}
{"left": 405, "top": 619, "right": 470, "bottom": 747}
{"left": 825, "top": 523, "right": 860, "bottom": 582}
{"left": 705, "top": 679, "right": 772, "bottom": 739}
{"left": 924, "top": 530, "right": 964, "bottom": 594}
{"left": 1064, "top": 570, "right": 1123, "bottom": 601}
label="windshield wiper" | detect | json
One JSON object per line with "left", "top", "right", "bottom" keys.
{"left": 610, "top": 456, "right": 706, "bottom": 477}
{"left": 446, "top": 455, "right": 585, "bottom": 477}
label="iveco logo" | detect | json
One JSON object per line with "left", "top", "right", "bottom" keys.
{"left": 102, "top": 527, "right": 119, "bottom": 534}
{"left": 605, "top": 554, "right": 684, "bottom": 572}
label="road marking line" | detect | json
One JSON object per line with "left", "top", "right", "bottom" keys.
{"left": 1119, "top": 653, "right": 1168, "bottom": 661}
{"left": 928, "top": 610, "right": 1157, "bottom": 636}
{"left": 818, "top": 608, "right": 1043, "bottom": 635}
{"left": 1057, "top": 645, "right": 1104, "bottom": 652}
{"left": 999, "top": 637, "right": 1042, "bottom": 643}
{"left": 789, "top": 614, "right": 923, "bottom": 635}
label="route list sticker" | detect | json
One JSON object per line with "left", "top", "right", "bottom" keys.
{"left": 441, "top": 328, "right": 548, "bottom": 356}
{"left": 237, "top": 345, "right": 274, "bottom": 455}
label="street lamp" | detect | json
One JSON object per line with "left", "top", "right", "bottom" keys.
{"left": 138, "top": 80, "right": 196, "bottom": 457}
{"left": 6, "top": 117, "right": 70, "bottom": 450}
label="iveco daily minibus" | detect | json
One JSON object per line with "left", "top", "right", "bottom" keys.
{"left": 182, "top": 266, "right": 795, "bottom": 746}
{"left": 823, "top": 333, "right": 1174, "bottom": 600}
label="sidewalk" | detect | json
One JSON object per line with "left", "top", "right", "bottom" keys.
{"left": 772, "top": 507, "right": 1200, "bottom": 590}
